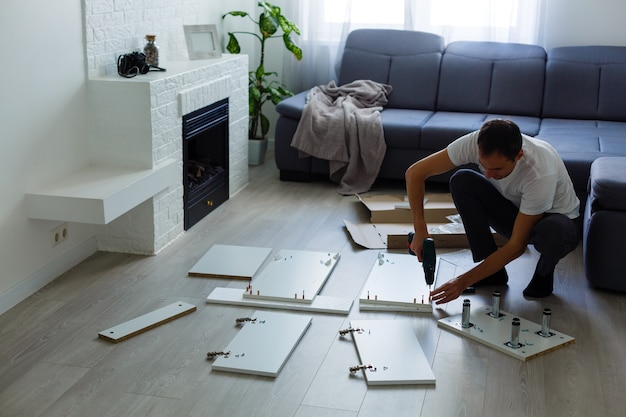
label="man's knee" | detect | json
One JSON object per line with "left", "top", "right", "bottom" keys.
{"left": 450, "top": 169, "right": 481, "bottom": 195}
{"left": 533, "top": 216, "right": 580, "bottom": 255}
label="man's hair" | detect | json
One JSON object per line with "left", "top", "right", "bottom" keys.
{"left": 477, "top": 119, "right": 522, "bottom": 161}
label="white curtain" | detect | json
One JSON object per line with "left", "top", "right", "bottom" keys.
{"left": 282, "top": 0, "right": 544, "bottom": 91}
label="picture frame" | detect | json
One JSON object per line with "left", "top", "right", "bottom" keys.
{"left": 184, "top": 24, "right": 221, "bottom": 60}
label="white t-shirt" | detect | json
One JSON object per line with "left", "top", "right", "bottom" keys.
{"left": 447, "top": 130, "right": 580, "bottom": 219}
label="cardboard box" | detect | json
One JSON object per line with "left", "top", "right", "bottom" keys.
{"left": 346, "top": 194, "right": 507, "bottom": 249}
{"left": 356, "top": 193, "right": 458, "bottom": 224}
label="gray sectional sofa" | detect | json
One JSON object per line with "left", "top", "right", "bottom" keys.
{"left": 275, "top": 29, "right": 626, "bottom": 292}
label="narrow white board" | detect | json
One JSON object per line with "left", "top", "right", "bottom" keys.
{"left": 348, "top": 320, "right": 436, "bottom": 385}
{"left": 358, "top": 252, "right": 455, "bottom": 312}
{"left": 438, "top": 305, "right": 576, "bottom": 361}
{"left": 188, "top": 244, "right": 272, "bottom": 279}
{"left": 206, "top": 287, "right": 353, "bottom": 314}
{"left": 98, "top": 301, "right": 196, "bottom": 343}
{"left": 243, "top": 249, "right": 340, "bottom": 304}
{"left": 211, "top": 311, "right": 312, "bottom": 377}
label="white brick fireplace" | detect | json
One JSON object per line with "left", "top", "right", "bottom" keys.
{"left": 88, "top": 57, "right": 249, "bottom": 254}
{"left": 26, "top": 1, "right": 249, "bottom": 255}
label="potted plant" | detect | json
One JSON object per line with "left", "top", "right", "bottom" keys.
{"left": 223, "top": 1, "right": 302, "bottom": 164}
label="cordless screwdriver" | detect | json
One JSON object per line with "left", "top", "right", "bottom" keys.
{"left": 407, "top": 232, "right": 436, "bottom": 288}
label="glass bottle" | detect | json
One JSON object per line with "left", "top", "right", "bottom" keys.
{"left": 144, "top": 34, "right": 159, "bottom": 67}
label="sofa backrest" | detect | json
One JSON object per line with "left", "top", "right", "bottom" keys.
{"left": 437, "top": 41, "right": 546, "bottom": 117}
{"left": 543, "top": 46, "right": 626, "bottom": 122}
{"left": 338, "top": 29, "right": 444, "bottom": 110}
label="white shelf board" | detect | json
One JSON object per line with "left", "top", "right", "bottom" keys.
{"left": 211, "top": 310, "right": 312, "bottom": 377}
{"left": 25, "top": 158, "right": 178, "bottom": 224}
{"left": 349, "top": 319, "right": 436, "bottom": 385}
{"left": 243, "top": 250, "right": 340, "bottom": 304}
{"left": 438, "top": 305, "right": 575, "bottom": 361}
{"left": 358, "top": 252, "right": 456, "bottom": 313}
{"left": 188, "top": 244, "right": 272, "bottom": 279}
{"left": 98, "top": 301, "right": 196, "bottom": 343}
{"left": 206, "top": 287, "right": 353, "bottom": 315}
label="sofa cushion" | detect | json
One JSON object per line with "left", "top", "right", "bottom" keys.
{"left": 380, "top": 109, "right": 433, "bottom": 148}
{"left": 338, "top": 29, "right": 444, "bottom": 110}
{"left": 437, "top": 41, "right": 546, "bottom": 117}
{"left": 588, "top": 157, "right": 626, "bottom": 212}
{"left": 543, "top": 46, "right": 626, "bottom": 121}
{"left": 420, "top": 112, "right": 541, "bottom": 151}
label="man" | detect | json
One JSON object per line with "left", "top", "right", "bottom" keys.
{"left": 406, "top": 119, "right": 580, "bottom": 304}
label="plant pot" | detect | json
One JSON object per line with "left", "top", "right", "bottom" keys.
{"left": 248, "top": 138, "right": 268, "bottom": 165}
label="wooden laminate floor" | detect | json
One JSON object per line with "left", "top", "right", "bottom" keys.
{"left": 1, "top": 150, "right": 625, "bottom": 417}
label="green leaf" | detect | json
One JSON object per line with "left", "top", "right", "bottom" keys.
{"left": 255, "top": 64, "right": 265, "bottom": 81}
{"left": 222, "top": 11, "right": 249, "bottom": 19}
{"left": 277, "top": 16, "right": 301, "bottom": 36}
{"left": 259, "top": 12, "right": 278, "bottom": 37}
{"left": 260, "top": 113, "right": 270, "bottom": 137}
{"left": 225, "top": 33, "right": 241, "bottom": 54}
{"left": 283, "top": 34, "right": 303, "bottom": 60}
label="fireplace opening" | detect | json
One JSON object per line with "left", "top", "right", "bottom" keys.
{"left": 183, "top": 98, "right": 229, "bottom": 230}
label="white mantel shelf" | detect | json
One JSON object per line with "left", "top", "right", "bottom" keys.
{"left": 25, "top": 159, "right": 178, "bottom": 224}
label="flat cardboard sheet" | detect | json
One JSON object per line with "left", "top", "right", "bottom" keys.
{"left": 346, "top": 193, "right": 507, "bottom": 249}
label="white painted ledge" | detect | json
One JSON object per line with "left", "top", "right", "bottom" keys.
{"left": 25, "top": 158, "right": 178, "bottom": 224}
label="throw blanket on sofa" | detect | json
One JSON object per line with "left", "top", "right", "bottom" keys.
{"left": 290, "top": 79, "right": 392, "bottom": 195}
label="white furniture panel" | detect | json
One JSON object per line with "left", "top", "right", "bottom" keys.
{"left": 438, "top": 305, "right": 575, "bottom": 361}
{"left": 211, "top": 310, "right": 312, "bottom": 377}
{"left": 348, "top": 319, "right": 436, "bottom": 385}
{"left": 98, "top": 301, "right": 196, "bottom": 343}
{"left": 359, "top": 252, "right": 456, "bottom": 312}
{"left": 206, "top": 287, "right": 352, "bottom": 314}
{"left": 188, "top": 244, "right": 272, "bottom": 279}
{"left": 243, "top": 249, "right": 340, "bottom": 304}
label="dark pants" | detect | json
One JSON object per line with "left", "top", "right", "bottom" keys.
{"left": 449, "top": 169, "right": 581, "bottom": 276}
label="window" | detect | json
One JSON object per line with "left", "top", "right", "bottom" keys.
{"left": 324, "top": 0, "right": 405, "bottom": 25}
{"left": 431, "top": 0, "right": 518, "bottom": 28}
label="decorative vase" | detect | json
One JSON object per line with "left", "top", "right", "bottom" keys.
{"left": 144, "top": 34, "right": 159, "bottom": 66}
{"left": 248, "top": 138, "right": 268, "bottom": 165}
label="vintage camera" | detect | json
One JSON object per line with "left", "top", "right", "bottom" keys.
{"left": 117, "top": 52, "right": 150, "bottom": 78}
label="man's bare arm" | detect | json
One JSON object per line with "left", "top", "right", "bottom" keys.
{"left": 430, "top": 211, "right": 543, "bottom": 304}
{"left": 405, "top": 149, "right": 456, "bottom": 260}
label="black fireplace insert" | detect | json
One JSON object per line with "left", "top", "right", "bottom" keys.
{"left": 182, "top": 98, "right": 229, "bottom": 230}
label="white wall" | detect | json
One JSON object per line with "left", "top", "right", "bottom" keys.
{"left": 0, "top": 0, "right": 97, "bottom": 313}
{"left": 0, "top": 0, "right": 625, "bottom": 315}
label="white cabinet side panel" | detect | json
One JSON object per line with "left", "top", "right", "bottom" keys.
{"left": 359, "top": 252, "right": 456, "bottom": 312}
{"left": 206, "top": 287, "right": 352, "bottom": 314}
{"left": 212, "top": 311, "right": 312, "bottom": 377}
{"left": 188, "top": 244, "right": 272, "bottom": 279}
{"left": 243, "top": 250, "right": 340, "bottom": 303}
{"left": 349, "top": 320, "right": 435, "bottom": 385}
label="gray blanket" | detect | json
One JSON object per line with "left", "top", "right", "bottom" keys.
{"left": 290, "top": 80, "right": 392, "bottom": 195}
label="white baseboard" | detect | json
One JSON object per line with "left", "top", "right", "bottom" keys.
{"left": 0, "top": 237, "right": 98, "bottom": 316}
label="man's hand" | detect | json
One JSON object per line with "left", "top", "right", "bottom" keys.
{"left": 429, "top": 276, "right": 468, "bottom": 304}
{"left": 409, "top": 231, "right": 430, "bottom": 262}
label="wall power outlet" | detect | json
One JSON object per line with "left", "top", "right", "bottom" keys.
{"left": 50, "top": 223, "right": 68, "bottom": 247}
